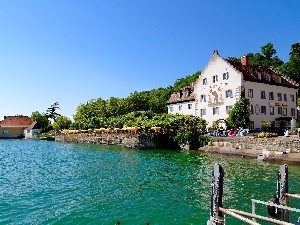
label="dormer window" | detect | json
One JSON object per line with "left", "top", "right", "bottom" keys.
{"left": 268, "top": 74, "right": 272, "bottom": 81}
{"left": 177, "top": 91, "right": 182, "bottom": 99}
{"left": 185, "top": 88, "right": 190, "bottom": 98}
{"left": 257, "top": 72, "right": 262, "bottom": 80}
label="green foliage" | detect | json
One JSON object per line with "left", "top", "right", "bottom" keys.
{"left": 46, "top": 102, "right": 61, "bottom": 122}
{"left": 227, "top": 97, "right": 250, "bottom": 128}
{"left": 198, "top": 135, "right": 211, "bottom": 147}
{"left": 228, "top": 42, "right": 300, "bottom": 82}
{"left": 261, "top": 120, "right": 271, "bottom": 128}
{"left": 277, "top": 43, "right": 300, "bottom": 82}
{"left": 30, "top": 111, "right": 50, "bottom": 131}
{"left": 173, "top": 131, "right": 193, "bottom": 145}
{"left": 53, "top": 116, "right": 72, "bottom": 130}
{"left": 173, "top": 71, "right": 201, "bottom": 91}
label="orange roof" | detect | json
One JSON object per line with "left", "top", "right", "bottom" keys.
{"left": 0, "top": 116, "right": 33, "bottom": 127}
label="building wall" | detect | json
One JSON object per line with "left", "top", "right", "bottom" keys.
{"left": 167, "top": 101, "right": 195, "bottom": 116}
{"left": 24, "top": 129, "right": 40, "bottom": 139}
{"left": 195, "top": 53, "right": 243, "bottom": 126}
{"left": 245, "top": 81, "right": 298, "bottom": 128}
{"left": 0, "top": 127, "right": 25, "bottom": 138}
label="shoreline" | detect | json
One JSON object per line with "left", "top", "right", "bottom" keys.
{"left": 199, "top": 140, "right": 300, "bottom": 165}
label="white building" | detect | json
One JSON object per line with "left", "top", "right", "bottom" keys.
{"left": 167, "top": 84, "right": 196, "bottom": 116}
{"left": 192, "top": 50, "right": 299, "bottom": 128}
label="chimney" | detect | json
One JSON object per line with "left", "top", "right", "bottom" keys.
{"left": 241, "top": 56, "right": 248, "bottom": 66}
{"left": 4, "top": 116, "right": 6, "bottom": 119}
{"left": 213, "top": 50, "right": 219, "bottom": 55}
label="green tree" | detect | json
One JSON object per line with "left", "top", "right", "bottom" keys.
{"left": 277, "top": 43, "right": 300, "bottom": 81}
{"left": 173, "top": 71, "right": 200, "bottom": 91}
{"left": 46, "top": 102, "right": 61, "bottom": 122}
{"left": 30, "top": 111, "right": 50, "bottom": 131}
{"left": 53, "top": 116, "right": 72, "bottom": 130}
{"left": 228, "top": 42, "right": 284, "bottom": 68}
{"left": 227, "top": 97, "right": 250, "bottom": 128}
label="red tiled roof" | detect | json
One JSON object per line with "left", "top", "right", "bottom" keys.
{"left": 226, "top": 60, "right": 299, "bottom": 88}
{"left": 0, "top": 116, "right": 33, "bottom": 127}
{"left": 167, "top": 84, "right": 195, "bottom": 104}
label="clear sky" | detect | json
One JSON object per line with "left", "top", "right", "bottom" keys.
{"left": 0, "top": 0, "right": 299, "bottom": 120}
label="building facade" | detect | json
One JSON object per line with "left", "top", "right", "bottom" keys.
{"left": 167, "top": 84, "right": 196, "bottom": 116}
{"left": 0, "top": 116, "right": 35, "bottom": 138}
{"left": 193, "top": 50, "right": 299, "bottom": 128}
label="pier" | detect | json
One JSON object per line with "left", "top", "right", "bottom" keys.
{"left": 208, "top": 164, "right": 300, "bottom": 224}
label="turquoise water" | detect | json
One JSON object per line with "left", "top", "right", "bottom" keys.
{"left": 0, "top": 139, "right": 300, "bottom": 225}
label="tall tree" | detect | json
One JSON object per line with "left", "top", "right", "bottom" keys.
{"left": 277, "top": 43, "right": 300, "bottom": 81}
{"left": 46, "top": 102, "right": 61, "bottom": 122}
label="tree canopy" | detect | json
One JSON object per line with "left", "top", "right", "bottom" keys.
{"left": 228, "top": 42, "right": 300, "bottom": 82}
{"left": 226, "top": 97, "right": 251, "bottom": 128}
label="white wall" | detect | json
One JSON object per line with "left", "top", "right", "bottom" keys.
{"left": 245, "top": 81, "right": 298, "bottom": 128}
{"left": 194, "top": 53, "right": 243, "bottom": 126}
{"left": 168, "top": 101, "right": 195, "bottom": 116}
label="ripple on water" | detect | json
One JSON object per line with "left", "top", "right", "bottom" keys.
{"left": 1, "top": 140, "right": 300, "bottom": 224}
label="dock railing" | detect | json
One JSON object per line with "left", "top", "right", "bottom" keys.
{"left": 208, "top": 164, "right": 300, "bottom": 225}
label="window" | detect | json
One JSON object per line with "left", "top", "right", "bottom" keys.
{"left": 261, "top": 91, "right": 266, "bottom": 99}
{"left": 225, "top": 89, "right": 233, "bottom": 98}
{"left": 278, "top": 77, "right": 281, "bottom": 83}
{"left": 268, "top": 74, "right": 272, "bottom": 81}
{"left": 169, "top": 106, "right": 173, "bottom": 112}
{"left": 278, "top": 107, "right": 282, "bottom": 115}
{"left": 213, "top": 75, "right": 218, "bottom": 83}
{"left": 213, "top": 107, "right": 219, "bottom": 115}
{"left": 269, "top": 92, "right": 274, "bottom": 100}
{"left": 185, "top": 89, "right": 190, "bottom": 98}
{"left": 291, "top": 108, "right": 296, "bottom": 116}
{"left": 277, "top": 93, "right": 282, "bottom": 101}
{"left": 226, "top": 105, "right": 233, "bottom": 114}
{"left": 223, "top": 72, "right": 229, "bottom": 80}
{"left": 249, "top": 121, "right": 254, "bottom": 129}
{"left": 177, "top": 91, "right": 182, "bottom": 99}
{"left": 291, "top": 94, "right": 295, "bottom": 102}
{"left": 179, "top": 105, "right": 182, "bottom": 111}
{"left": 270, "top": 106, "right": 274, "bottom": 115}
{"left": 257, "top": 72, "right": 262, "bottom": 80}
{"left": 203, "top": 78, "right": 207, "bottom": 85}
{"left": 250, "top": 104, "right": 254, "bottom": 114}
{"left": 248, "top": 89, "right": 253, "bottom": 98}
{"left": 188, "top": 104, "right": 192, "bottom": 109}
{"left": 283, "top": 94, "right": 287, "bottom": 102}
{"left": 261, "top": 106, "right": 266, "bottom": 114}
{"left": 283, "top": 108, "right": 287, "bottom": 116}
{"left": 201, "top": 94, "right": 206, "bottom": 102}
{"left": 200, "top": 108, "right": 206, "bottom": 116}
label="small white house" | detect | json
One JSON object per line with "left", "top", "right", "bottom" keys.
{"left": 167, "top": 83, "right": 196, "bottom": 116}
{"left": 194, "top": 50, "right": 299, "bottom": 128}
{"left": 24, "top": 121, "right": 41, "bottom": 139}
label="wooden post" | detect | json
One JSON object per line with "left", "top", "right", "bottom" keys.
{"left": 277, "top": 164, "right": 289, "bottom": 222}
{"left": 208, "top": 163, "right": 225, "bottom": 225}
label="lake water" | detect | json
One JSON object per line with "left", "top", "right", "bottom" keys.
{"left": 0, "top": 139, "right": 300, "bottom": 225}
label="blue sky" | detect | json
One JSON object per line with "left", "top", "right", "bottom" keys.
{"left": 0, "top": 0, "right": 299, "bottom": 120}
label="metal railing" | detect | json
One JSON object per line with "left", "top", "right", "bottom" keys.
{"left": 207, "top": 164, "right": 300, "bottom": 225}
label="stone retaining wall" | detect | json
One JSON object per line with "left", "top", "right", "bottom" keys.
{"left": 55, "top": 133, "right": 157, "bottom": 149}
{"left": 210, "top": 136, "right": 300, "bottom": 153}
